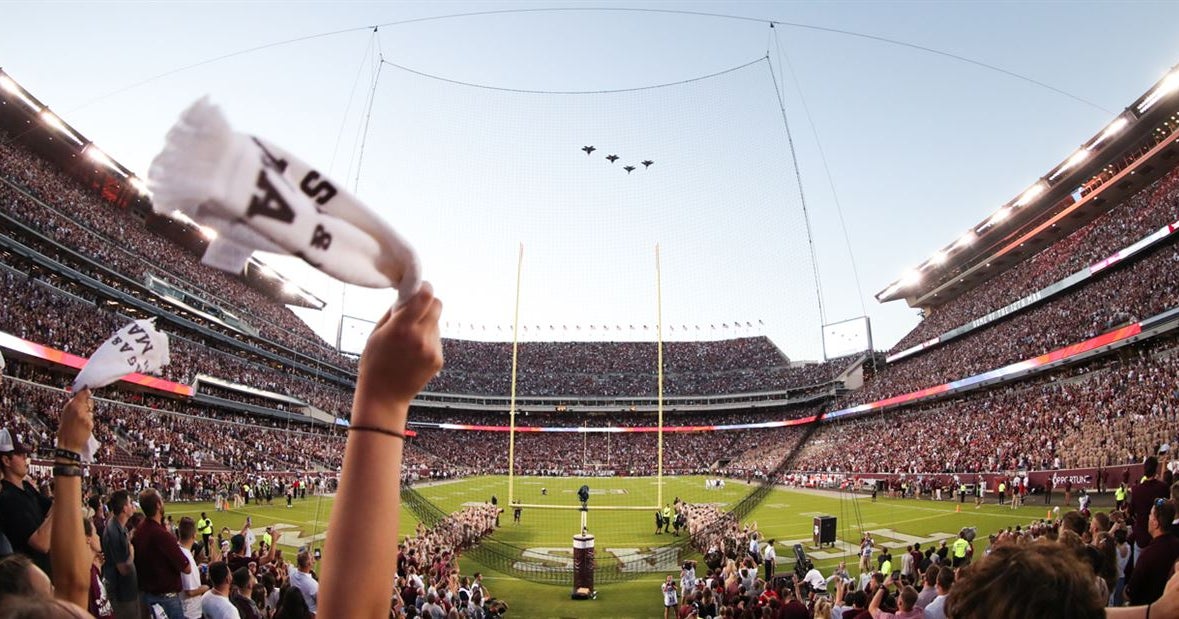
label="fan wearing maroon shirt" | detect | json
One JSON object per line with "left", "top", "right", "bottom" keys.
{"left": 1126, "top": 499, "right": 1179, "bottom": 605}
{"left": 132, "top": 488, "right": 191, "bottom": 619}
{"left": 1131, "top": 457, "right": 1171, "bottom": 555}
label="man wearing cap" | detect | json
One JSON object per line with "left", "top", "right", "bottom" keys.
{"left": 0, "top": 426, "right": 53, "bottom": 575}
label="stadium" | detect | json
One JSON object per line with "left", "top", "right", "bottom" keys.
{"left": 2, "top": 4, "right": 1179, "bottom": 619}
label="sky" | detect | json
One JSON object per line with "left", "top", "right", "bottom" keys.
{"left": 3, "top": 2, "right": 1179, "bottom": 361}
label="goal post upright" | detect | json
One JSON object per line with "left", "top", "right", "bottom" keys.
{"left": 656, "top": 243, "right": 665, "bottom": 508}
{"left": 508, "top": 243, "right": 524, "bottom": 506}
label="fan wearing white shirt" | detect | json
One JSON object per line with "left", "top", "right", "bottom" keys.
{"left": 762, "top": 541, "right": 776, "bottom": 581}
{"left": 177, "top": 518, "right": 209, "bottom": 619}
{"left": 201, "top": 562, "right": 240, "bottom": 619}
{"left": 288, "top": 551, "right": 319, "bottom": 617}
{"left": 923, "top": 566, "right": 954, "bottom": 619}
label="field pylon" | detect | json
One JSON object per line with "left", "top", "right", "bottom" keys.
{"left": 955, "top": 504, "right": 960, "bottom": 513}
{"left": 1047, "top": 509, "right": 1053, "bottom": 520}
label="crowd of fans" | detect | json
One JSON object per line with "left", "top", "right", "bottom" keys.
{"left": 427, "top": 339, "right": 859, "bottom": 397}
{"left": 0, "top": 267, "right": 355, "bottom": 416}
{"left": 665, "top": 486, "right": 1179, "bottom": 618}
{"left": 801, "top": 340, "right": 1179, "bottom": 475}
{"left": 839, "top": 240, "right": 1179, "bottom": 408}
{"left": 406, "top": 407, "right": 820, "bottom": 428}
{"left": 893, "top": 165, "right": 1179, "bottom": 355}
{"left": 0, "top": 135, "right": 355, "bottom": 359}
{"left": 405, "top": 424, "right": 812, "bottom": 480}
{"left": 5, "top": 97, "right": 1179, "bottom": 619}
{"left": 0, "top": 371, "right": 345, "bottom": 474}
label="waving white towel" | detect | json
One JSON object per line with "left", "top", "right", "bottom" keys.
{"left": 147, "top": 97, "right": 421, "bottom": 305}
{"left": 72, "top": 319, "right": 171, "bottom": 463}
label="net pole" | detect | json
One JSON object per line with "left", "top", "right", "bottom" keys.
{"left": 656, "top": 243, "right": 665, "bottom": 507}
{"left": 507, "top": 243, "right": 524, "bottom": 506}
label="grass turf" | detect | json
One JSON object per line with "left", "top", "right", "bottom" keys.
{"left": 167, "top": 475, "right": 1057, "bottom": 618}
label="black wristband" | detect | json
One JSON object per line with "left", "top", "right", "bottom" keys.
{"left": 54, "top": 448, "right": 82, "bottom": 464}
{"left": 348, "top": 425, "right": 407, "bottom": 440}
{"left": 53, "top": 464, "right": 83, "bottom": 478}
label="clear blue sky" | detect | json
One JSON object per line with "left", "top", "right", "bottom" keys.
{"left": 4, "top": 2, "right": 1178, "bottom": 360}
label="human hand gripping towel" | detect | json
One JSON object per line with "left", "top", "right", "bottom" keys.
{"left": 147, "top": 97, "right": 421, "bottom": 306}
{"left": 71, "top": 318, "right": 171, "bottom": 462}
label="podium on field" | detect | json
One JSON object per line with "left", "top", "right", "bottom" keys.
{"left": 813, "top": 515, "right": 836, "bottom": 548}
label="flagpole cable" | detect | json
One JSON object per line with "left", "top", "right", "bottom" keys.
{"left": 764, "top": 54, "right": 827, "bottom": 335}
{"left": 352, "top": 40, "right": 385, "bottom": 194}
{"left": 771, "top": 25, "right": 868, "bottom": 319}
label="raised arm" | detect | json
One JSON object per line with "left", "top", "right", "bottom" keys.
{"left": 51, "top": 389, "right": 95, "bottom": 608}
{"left": 319, "top": 284, "right": 443, "bottom": 619}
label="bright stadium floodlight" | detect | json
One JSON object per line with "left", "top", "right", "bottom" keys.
{"left": 198, "top": 225, "right": 218, "bottom": 240}
{"left": 39, "top": 110, "right": 82, "bottom": 145}
{"left": 1091, "top": 117, "right": 1129, "bottom": 149}
{"left": 955, "top": 231, "right": 975, "bottom": 248}
{"left": 930, "top": 250, "right": 947, "bottom": 265}
{"left": 900, "top": 270, "right": 921, "bottom": 287}
{"left": 282, "top": 280, "right": 300, "bottom": 296}
{"left": 85, "top": 145, "right": 127, "bottom": 177}
{"left": 1139, "top": 69, "right": 1179, "bottom": 113}
{"left": 1050, "top": 149, "right": 1090, "bottom": 181}
{"left": 128, "top": 176, "right": 150, "bottom": 195}
{"left": 989, "top": 207, "right": 1011, "bottom": 225}
{"left": 0, "top": 75, "right": 40, "bottom": 112}
{"left": 1014, "top": 183, "right": 1045, "bottom": 207}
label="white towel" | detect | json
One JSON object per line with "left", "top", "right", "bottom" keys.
{"left": 147, "top": 97, "right": 421, "bottom": 305}
{"left": 72, "top": 319, "right": 171, "bottom": 462}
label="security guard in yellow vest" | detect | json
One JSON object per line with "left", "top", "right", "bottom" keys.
{"left": 197, "top": 512, "right": 213, "bottom": 552}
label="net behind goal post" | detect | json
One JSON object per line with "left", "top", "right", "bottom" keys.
{"left": 354, "top": 40, "right": 823, "bottom": 584}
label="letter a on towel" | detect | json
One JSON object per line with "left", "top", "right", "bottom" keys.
{"left": 147, "top": 97, "right": 421, "bottom": 305}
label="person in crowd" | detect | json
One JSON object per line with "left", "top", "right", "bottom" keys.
{"left": 274, "top": 586, "right": 312, "bottom": 619}
{"left": 914, "top": 564, "right": 938, "bottom": 610}
{"left": 1133, "top": 457, "right": 1172, "bottom": 555}
{"left": 868, "top": 577, "right": 921, "bottom": 619}
{"left": 230, "top": 567, "right": 262, "bottom": 619}
{"left": 923, "top": 566, "right": 953, "bottom": 619}
{"left": 1126, "top": 499, "right": 1179, "bottom": 605}
{"left": 177, "top": 517, "right": 209, "bottom": 619}
{"left": 762, "top": 539, "right": 776, "bottom": 581}
{"left": 287, "top": 551, "right": 318, "bottom": 617}
{"left": 81, "top": 519, "right": 114, "bottom": 619}
{"left": 132, "top": 488, "right": 191, "bottom": 619}
{"left": 197, "top": 513, "right": 214, "bottom": 555}
{"left": 201, "top": 561, "right": 239, "bottom": 619}
{"left": 661, "top": 574, "right": 679, "bottom": 619}
{"left": 101, "top": 489, "right": 139, "bottom": 619}
{"left": 0, "top": 426, "right": 52, "bottom": 576}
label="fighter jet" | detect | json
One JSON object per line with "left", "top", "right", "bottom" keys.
{"left": 605, "top": 154, "right": 619, "bottom": 163}
{"left": 641, "top": 160, "right": 654, "bottom": 168}
{"left": 623, "top": 165, "right": 636, "bottom": 174}
{"left": 581, "top": 146, "right": 596, "bottom": 156}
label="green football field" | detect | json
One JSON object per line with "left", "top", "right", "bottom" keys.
{"left": 166, "top": 475, "right": 1057, "bottom": 618}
